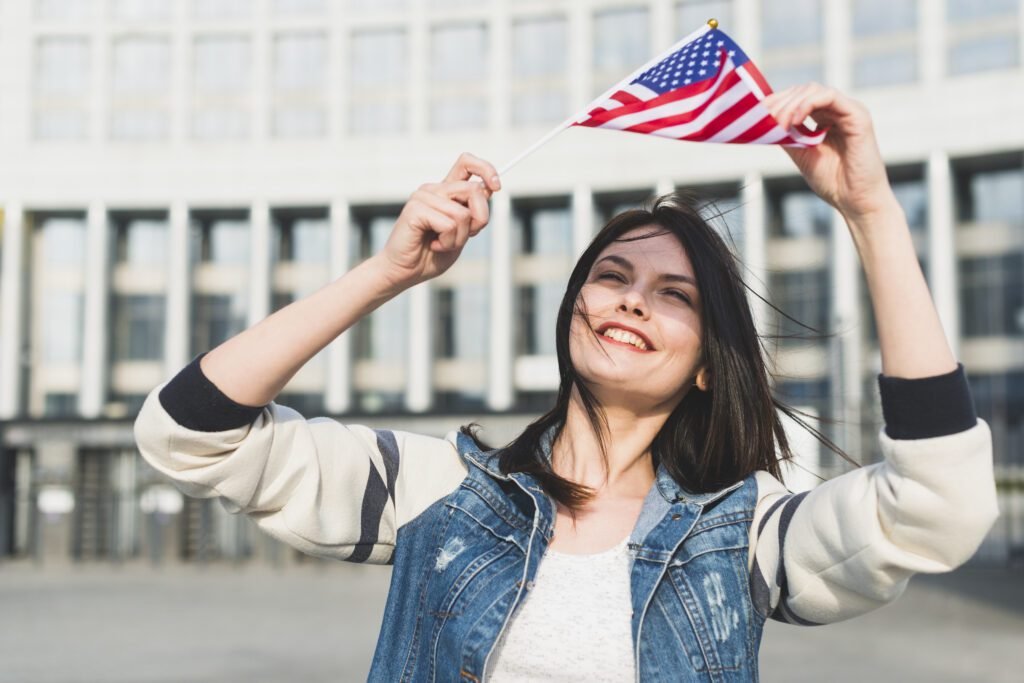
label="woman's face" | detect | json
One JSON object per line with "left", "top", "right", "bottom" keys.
{"left": 569, "top": 226, "right": 704, "bottom": 412}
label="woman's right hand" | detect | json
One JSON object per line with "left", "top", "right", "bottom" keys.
{"left": 375, "top": 153, "right": 501, "bottom": 292}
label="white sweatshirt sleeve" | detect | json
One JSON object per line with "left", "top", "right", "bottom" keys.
{"left": 133, "top": 383, "right": 468, "bottom": 563}
{"left": 748, "top": 420, "right": 998, "bottom": 625}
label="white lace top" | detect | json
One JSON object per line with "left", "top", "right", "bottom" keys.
{"left": 486, "top": 536, "right": 636, "bottom": 682}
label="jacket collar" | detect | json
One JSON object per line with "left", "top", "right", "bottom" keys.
{"left": 455, "top": 425, "right": 742, "bottom": 506}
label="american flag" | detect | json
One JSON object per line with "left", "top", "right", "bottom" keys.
{"left": 575, "top": 26, "right": 825, "bottom": 147}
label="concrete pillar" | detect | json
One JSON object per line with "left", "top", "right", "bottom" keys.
{"left": 919, "top": 0, "right": 946, "bottom": 87}
{"left": 405, "top": 281, "right": 432, "bottom": 413}
{"left": 165, "top": 202, "right": 190, "bottom": 374}
{"left": 490, "top": 0, "right": 511, "bottom": 132}
{"left": 733, "top": 0, "right": 760, "bottom": 55}
{"left": 650, "top": 0, "right": 675, "bottom": 53}
{"left": 408, "top": 1, "right": 427, "bottom": 136}
{"left": 487, "top": 191, "right": 513, "bottom": 411}
{"left": 927, "top": 150, "right": 960, "bottom": 357}
{"left": 824, "top": 0, "right": 852, "bottom": 90}
{"left": 741, "top": 173, "right": 769, "bottom": 336}
{"left": 568, "top": 0, "right": 592, "bottom": 107}
{"left": 79, "top": 202, "right": 110, "bottom": 418}
{"left": 571, "top": 184, "right": 594, "bottom": 259}
{"left": 253, "top": 1, "right": 270, "bottom": 142}
{"left": 831, "top": 211, "right": 862, "bottom": 455}
{"left": 325, "top": 199, "right": 352, "bottom": 414}
{"left": 0, "top": 203, "right": 26, "bottom": 418}
{"left": 248, "top": 201, "right": 271, "bottom": 327}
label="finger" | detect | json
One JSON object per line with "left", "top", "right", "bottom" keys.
{"left": 434, "top": 179, "right": 493, "bottom": 203}
{"left": 779, "top": 85, "right": 845, "bottom": 132}
{"left": 412, "top": 204, "right": 459, "bottom": 251}
{"left": 413, "top": 188, "right": 473, "bottom": 231}
{"left": 444, "top": 152, "right": 501, "bottom": 192}
{"left": 762, "top": 86, "right": 802, "bottom": 123}
{"left": 774, "top": 84, "right": 821, "bottom": 130}
{"left": 465, "top": 185, "right": 491, "bottom": 235}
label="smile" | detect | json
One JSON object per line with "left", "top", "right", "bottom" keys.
{"left": 595, "top": 323, "right": 655, "bottom": 352}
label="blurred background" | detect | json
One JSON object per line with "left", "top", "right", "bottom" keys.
{"left": 0, "top": 0, "right": 1021, "bottom": 681}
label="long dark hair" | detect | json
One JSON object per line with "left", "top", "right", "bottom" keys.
{"left": 463, "top": 192, "right": 847, "bottom": 509}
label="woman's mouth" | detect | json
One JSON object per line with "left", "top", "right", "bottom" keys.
{"left": 595, "top": 325, "right": 655, "bottom": 352}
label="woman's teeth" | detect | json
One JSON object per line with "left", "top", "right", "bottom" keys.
{"left": 601, "top": 328, "right": 649, "bottom": 351}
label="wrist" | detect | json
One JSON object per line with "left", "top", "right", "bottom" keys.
{"left": 363, "top": 253, "right": 416, "bottom": 298}
{"left": 840, "top": 191, "right": 903, "bottom": 235}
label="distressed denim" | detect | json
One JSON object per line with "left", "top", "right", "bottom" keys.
{"left": 369, "top": 432, "right": 764, "bottom": 682}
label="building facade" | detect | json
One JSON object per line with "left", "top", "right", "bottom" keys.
{"left": 0, "top": 0, "right": 1021, "bottom": 565}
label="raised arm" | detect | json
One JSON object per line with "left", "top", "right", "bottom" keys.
{"left": 200, "top": 153, "right": 501, "bottom": 407}
{"left": 745, "top": 86, "right": 998, "bottom": 625}
{"left": 134, "top": 154, "right": 500, "bottom": 562}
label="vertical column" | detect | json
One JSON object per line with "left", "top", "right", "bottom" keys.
{"left": 741, "top": 174, "right": 769, "bottom": 336}
{"left": 568, "top": 0, "right": 592, "bottom": 108}
{"left": 253, "top": 0, "right": 271, "bottom": 142}
{"left": 90, "top": 23, "right": 111, "bottom": 142}
{"left": 831, "top": 211, "right": 862, "bottom": 455}
{"left": 79, "top": 202, "right": 110, "bottom": 418}
{"left": 170, "top": 0, "right": 189, "bottom": 142}
{"left": 0, "top": 203, "right": 25, "bottom": 418}
{"left": 571, "top": 184, "right": 594, "bottom": 259}
{"left": 487, "top": 192, "right": 513, "bottom": 411}
{"left": 165, "top": 202, "right": 190, "bottom": 374}
{"left": 406, "top": 282, "right": 432, "bottom": 412}
{"left": 733, "top": 0, "right": 760, "bottom": 56}
{"left": 919, "top": 0, "right": 946, "bottom": 87}
{"left": 248, "top": 201, "right": 271, "bottom": 327}
{"left": 408, "top": 0, "right": 427, "bottom": 137}
{"left": 650, "top": 0, "right": 674, "bottom": 53}
{"left": 927, "top": 150, "right": 959, "bottom": 357}
{"left": 325, "top": 199, "right": 352, "bottom": 414}
{"left": 490, "top": 0, "right": 510, "bottom": 132}
{"left": 823, "top": 0, "right": 852, "bottom": 90}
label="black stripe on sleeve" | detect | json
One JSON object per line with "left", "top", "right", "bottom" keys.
{"left": 757, "top": 495, "right": 791, "bottom": 538}
{"left": 374, "top": 430, "right": 401, "bottom": 503}
{"left": 158, "top": 353, "right": 267, "bottom": 432}
{"left": 347, "top": 463, "right": 390, "bottom": 564}
{"left": 773, "top": 491, "right": 810, "bottom": 609}
{"left": 877, "top": 363, "right": 977, "bottom": 440}
{"left": 749, "top": 557, "right": 773, "bottom": 618}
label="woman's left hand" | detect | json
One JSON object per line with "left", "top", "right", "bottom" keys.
{"left": 764, "top": 83, "right": 897, "bottom": 223}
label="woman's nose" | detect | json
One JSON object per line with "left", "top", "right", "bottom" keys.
{"left": 617, "top": 289, "right": 649, "bottom": 319}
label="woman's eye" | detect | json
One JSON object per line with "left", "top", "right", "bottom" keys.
{"left": 665, "top": 289, "right": 690, "bottom": 303}
{"left": 598, "top": 271, "right": 625, "bottom": 283}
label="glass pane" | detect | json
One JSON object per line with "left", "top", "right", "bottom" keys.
{"left": 890, "top": 178, "right": 928, "bottom": 232}
{"left": 192, "top": 0, "right": 250, "bottom": 19}
{"left": 113, "top": 37, "right": 171, "bottom": 94}
{"left": 40, "top": 216, "right": 86, "bottom": 266}
{"left": 351, "top": 29, "right": 407, "bottom": 87}
{"left": 593, "top": 7, "right": 649, "bottom": 75}
{"left": 431, "top": 24, "right": 487, "bottom": 82}
{"left": 191, "top": 108, "right": 249, "bottom": 140}
{"left": 208, "top": 219, "right": 249, "bottom": 265}
{"left": 959, "top": 254, "right": 1024, "bottom": 337}
{"left": 42, "top": 291, "right": 83, "bottom": 362}
{"left": 770, "top": 270, "right": 831, "bottom": 341}
{"left": 191, "top": 293, "right": 247, "bottom": 354}
{"left": 776, "top": 191, "right": 832, "bottom": 237}
{"left": 350, "top": 102, "right": 406, "bottom": 135}
{"left": 947, "top": 0, "right": 1019, "bottom": 21}
{"left": 852, "top": 0, "right": 917, "bottom": 36}
{"left": 273, "top": 32, "right": 327, "bottom": 90}
{"left": 34, "top": 110, "right": 88, "bottom": 141}
{"left": 764, "top": 61, "right": 823, "bottom": 91}
{"left": 968, "top": 169, "right": 1024, "bottom": 223}
{"left": 193, "top": 36, "right": 251, "bottom": 93}
{"left": 121, "top": 218, "right": 168, "bottom": 266}
{"left": 291, "top": 217, "right": 330, "bottom": 264}
{"left": 271, "top": 0, "right": 326, "bottom": 15}
{"left": 430, "top": 99, "right": 487, "bottom": 131}
{"left": 948, "top": 34, "right": 1019, "bottom": 75}
{"left": 111, "top": 294, "right": 165, "bottom": 361}
{"left": 36, "top": 37, "right": 90, "bottom": 96}
{"left": 35, "top": 0, "right": 94, "bottom": 21}
{"left": 111, "top": 0, "right": 171, "bottom": 20}
{"left": 854, "top": 49, "right": 917, "bottom": 87}
{"left": 761, "top": 0, "right": 822, "bottom": 49}
{"left": 512, "top": 17, "right": 567, "bottom": 77}
{"left": 112, "top": 110, "right": 169, "bottom": 140}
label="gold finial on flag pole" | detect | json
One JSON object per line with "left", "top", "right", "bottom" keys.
{"left": 707, "top": 18, "right": 718, "bottom": 29}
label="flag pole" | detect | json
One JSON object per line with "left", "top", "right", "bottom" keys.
{"left": 497, "top": 19, "right": 718, "bottom": 176}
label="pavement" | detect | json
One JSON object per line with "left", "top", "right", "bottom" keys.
{"left": 1, "top": 560, "right": 1021, "bottom": 682}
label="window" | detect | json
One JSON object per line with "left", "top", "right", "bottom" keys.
{"left": 192, "top": 0, "right": 250, "bottom": 20}
{"left": 430, "top": 24, "right": 488, "bottom": 131}
{"left": 35, "top": 0, "right": 93, "bottom": 21}
{"left": 111, "top": 36, "right": 171, "bottom": 140}
{"left": 770, "top": 190, "right": 832, "bottom": 238}
{"left": 34, "top": 36, "right": 91, "bottom": 140}
{"left": 851, "top": 0, "right": 918, "bottom": 88}
{"left": 272, "top": 211, "right": 330, "bottom": 266}
{"left": 593, "top": 8, "right": 649, "bottom": 97}
{"left": 957, "top": 166, "right": 1024, "bottom": 224}
{"left": 271, "top": 0, "right": 325, "bottom": 15}
{"left": 350, "top": 29, "right": 408, "bottom": 135}
{"left": 42, "top": 291, "right": 85, "bottom": 363}
{"left": 110, "top": 295, "right": 165, "bottom": 361}
{"left": 970, "top": 372, "right": 1024, "bottom": 469}
{"left": 769, "top": 269, "right": 830, "bottom": 343}
{"left": 40, "top": 216, "right": 87, "bottom": 266}
{"left": 113, "top": 216, "right": 167, "bottom": 267}
{"left": 676, "top": 1, "right": 733, "bottom": 37}
{"left": 111, "top": 0, "right": 171, "bottom": 20}
{"left": 191, "top": 294, "right": 247, "bottom": 353}
{"left": 353, "top": 214, "right": 406, "bottom": 363}
{"left": 190, "top": 213, "right": 250, "bottom": 265}
{"left": 760, "top": 0, "right": 823, "bottom": 89}
{"left": 272, "top": 32, "right": 327, "bottom": 138}
{"left": 946, "top": 0, "right": 1020, "bottom": 75}
{"left": 192, "top": 36, "right": 251, "bottom": 139}
{"left": 511, "top": 17, "right": 568, "bottom": 126}
{"left": 514, "top": 202, "right": 572, "bottom": 356}
{"left": 44, "top": 393, "right": 78, "bottom": 416}
{"left": 960, "top": 254, "right": 1024, "bottom": 338}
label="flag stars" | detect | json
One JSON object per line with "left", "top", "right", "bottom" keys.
{"left": 699, "top": 69, "right": 706, "bottom": 75}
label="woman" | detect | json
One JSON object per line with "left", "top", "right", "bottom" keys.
{"left": 135, "top": 84, "right": 997, "bottom": 681}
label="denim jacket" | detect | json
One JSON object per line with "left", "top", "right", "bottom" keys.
{"left": 370, "top": 431, "right": 761, "bottom": 683}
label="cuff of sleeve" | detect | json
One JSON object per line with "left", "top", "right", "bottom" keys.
{"left": 158, "top": 353, "right": 267, "bottom": 432}
{"left": 878, "top": 363, "right": 977, "bottom": 440}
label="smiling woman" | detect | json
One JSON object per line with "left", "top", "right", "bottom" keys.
{"left": 135, "top": 84, "right": 997, "bottom": 682}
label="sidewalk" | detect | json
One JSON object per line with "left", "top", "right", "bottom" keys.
{"left": 1, "top": 561, "right": 1020, "bottom": 682}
